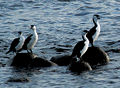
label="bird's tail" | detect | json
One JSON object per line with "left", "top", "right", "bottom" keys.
{"left": 6, "top": 50, "right": 10, "bottom": 54}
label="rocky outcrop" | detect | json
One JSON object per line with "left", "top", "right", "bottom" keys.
{"left": 10, "top": 46, "right": 110, "bottom": 73}
{"left": 50, "top": 47, "right": 110, "bottom": 67}
{"left": 69, "top": 46, "right": 110, "bottom": 73}
{"left": 11, "top": 53, "right": 57, "bottom": 68}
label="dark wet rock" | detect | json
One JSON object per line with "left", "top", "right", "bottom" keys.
{"left": 55, "top": 48, "right": 69, "bottom": 52}
{"left": 0, "top": 62, "right": 5, "bottom": 67}
{"left": 7, "top": 77, "right": 30, "bottom": 83}
{"left": 50, "top": 46, "right": 70, "bottom": 53}
{"left": 11, "top": 53, "right": 35, "bottom": 67}
{"left": 106, "top": 40, "right": 120, "bottom": 46}
{"left": 50, "top": 55, "right": 72, "bottom": 66}
{"left": 82, "top": 47, "right": 110, "bottom": 66}
{"left": 11, "top": 53, "right": 57, "bottom": 67}
{"left": 31, "top": 57, "right": 57, "bottom": 67}
{"left": 68, "top": 61, "right": 92, "bottom": 73}
{"left": 106, "top": 49, "right": 120, "bottom": 53}
{"left": 50, "top": 47, "right": 110, "bottom": 67}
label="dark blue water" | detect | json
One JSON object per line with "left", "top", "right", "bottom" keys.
{"left": 0, "top": 0, "right": 120, "bottom": 88}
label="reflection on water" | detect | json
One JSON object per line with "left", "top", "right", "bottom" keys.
{"left": 0, "top": 0, "right": 120, "bottom": 88}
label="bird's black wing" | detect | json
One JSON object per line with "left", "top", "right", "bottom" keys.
{"left": 22, "top": 34, "right": 33, "bottom": 49}
{"left": 71, "top": 41, "right": 85, "bottom": 57}
{"left": 87, "top": 26, "right": 96, "bottom": 37}
{"left": 9, "top": 38, "right": 20, "bottom": 51}
{"left": 86, "top": 26, "right": 96, "bottom": 45}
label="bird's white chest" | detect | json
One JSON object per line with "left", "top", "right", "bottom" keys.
{"left": 80, "top": 40, "right": 89, "bottom": 57}
{"left": 93, "top": 23, "right": 100, "bottom": 42}
{"left": 27, "top": 33, "right": 38, "bottom": 49}
{"left": 15, "top": 36, "right": 25, "bottom": 51}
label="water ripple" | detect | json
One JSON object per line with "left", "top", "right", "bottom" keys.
{"left": 0, "top": 0, "right": 120, "bottom": 88}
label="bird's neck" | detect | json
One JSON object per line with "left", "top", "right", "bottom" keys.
{"left": 19, "top": 34, "right": 22, "bottom": 38}
{"left": 82, "top": 34, "right": 88, "bottom": 42}
{"left": 20, "top": 34, "right": 24, "bottom": 39}
{"left": 32, "top": 29, "right": 37, "bottom": 36}
{"left": 93, "top": 19, "right": 100, "bottom": 27}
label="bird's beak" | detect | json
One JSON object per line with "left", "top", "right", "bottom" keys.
{"left": 98, "top": 16, "right": 100, "bottom": 19}
{"left": 83, "top": 30, "right": 88, "bottom": 33}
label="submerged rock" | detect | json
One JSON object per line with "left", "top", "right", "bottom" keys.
{"left": 31, "top": 57, "right": 57, "bottom": 67}
{"left": 11, "top": 53, "right": 57, "bottom": 67}
{"left": 68, "top": 61, "right": 92, "bottom": 73}
{"left": 7, "top": 77, "right": 30, "bottom": 83}
{"left": 0, "top": 62, "right": 5, "bottom": 67}
{"left": 50, "top": 55, "right": 72, "bottom": 66}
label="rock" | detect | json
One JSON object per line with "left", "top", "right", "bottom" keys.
{"left": 0, "top": 62, "right": 5, "bottom": 67}
{"left": 31, "top": 57, "right": 57, "bottom": 67}
{"left": 82, "top": 47, "right": 110, "bottom": 66}
{"left": 106, "top": 48, "right": 120, "bottom": 53}
{"left": 50, "top": 55, "right": 73, "bottom": 66}
{"left": 11, "top": 53, "right": 34, "bottom": 67}
{"left": 7, "top": 77, "right": 29, "bottom": 83}
{"left": 50, "top": 47, "right": 110, "bottom": 67}
{"left": 68, "top": 61, "right": 92, "bottom": 73}
{"left": 11, "top": 53, "right": 57, "bottom": 67}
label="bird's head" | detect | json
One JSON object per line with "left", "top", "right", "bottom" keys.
{"left": 18, "top": 31, "right": 22, "bottom": 35}
{"left": 93, "top": 14, "right": 100, "bottom": 21}
{"left": 82, "top": 30, "right": 89, "bottom": 40}
{"left": 30, "top": 25, "right": 36, "bottom": 30}
{"left": 83, "top": 30, "right": 88, "bottom": 33}
{"left": 82, "top": 30, "right": 88, "bottom": 36}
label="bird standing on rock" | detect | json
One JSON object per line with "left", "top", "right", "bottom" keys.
{"left": 6, "top": 31, "right": 25, "bottom": 54}
{"left": 86, "top": 14, "right": 100, "bottom": 47}
{"left": 71, "top": 30, "right": 89, "bottom": 61}
{"left": 22, "top": 25, "right": 38, "bottom": 53}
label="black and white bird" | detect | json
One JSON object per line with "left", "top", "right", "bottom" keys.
{"left": 6, "top": 31, "right": 25, "bottom": 54}
{"left": 22, "top": 25, "right": 38, "bottom": 53}
{"left": 86, "top": 14, "right": 100, "bottom": 47}
{"left": 71, "top": 30, "right": 89, "bottom": 61}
